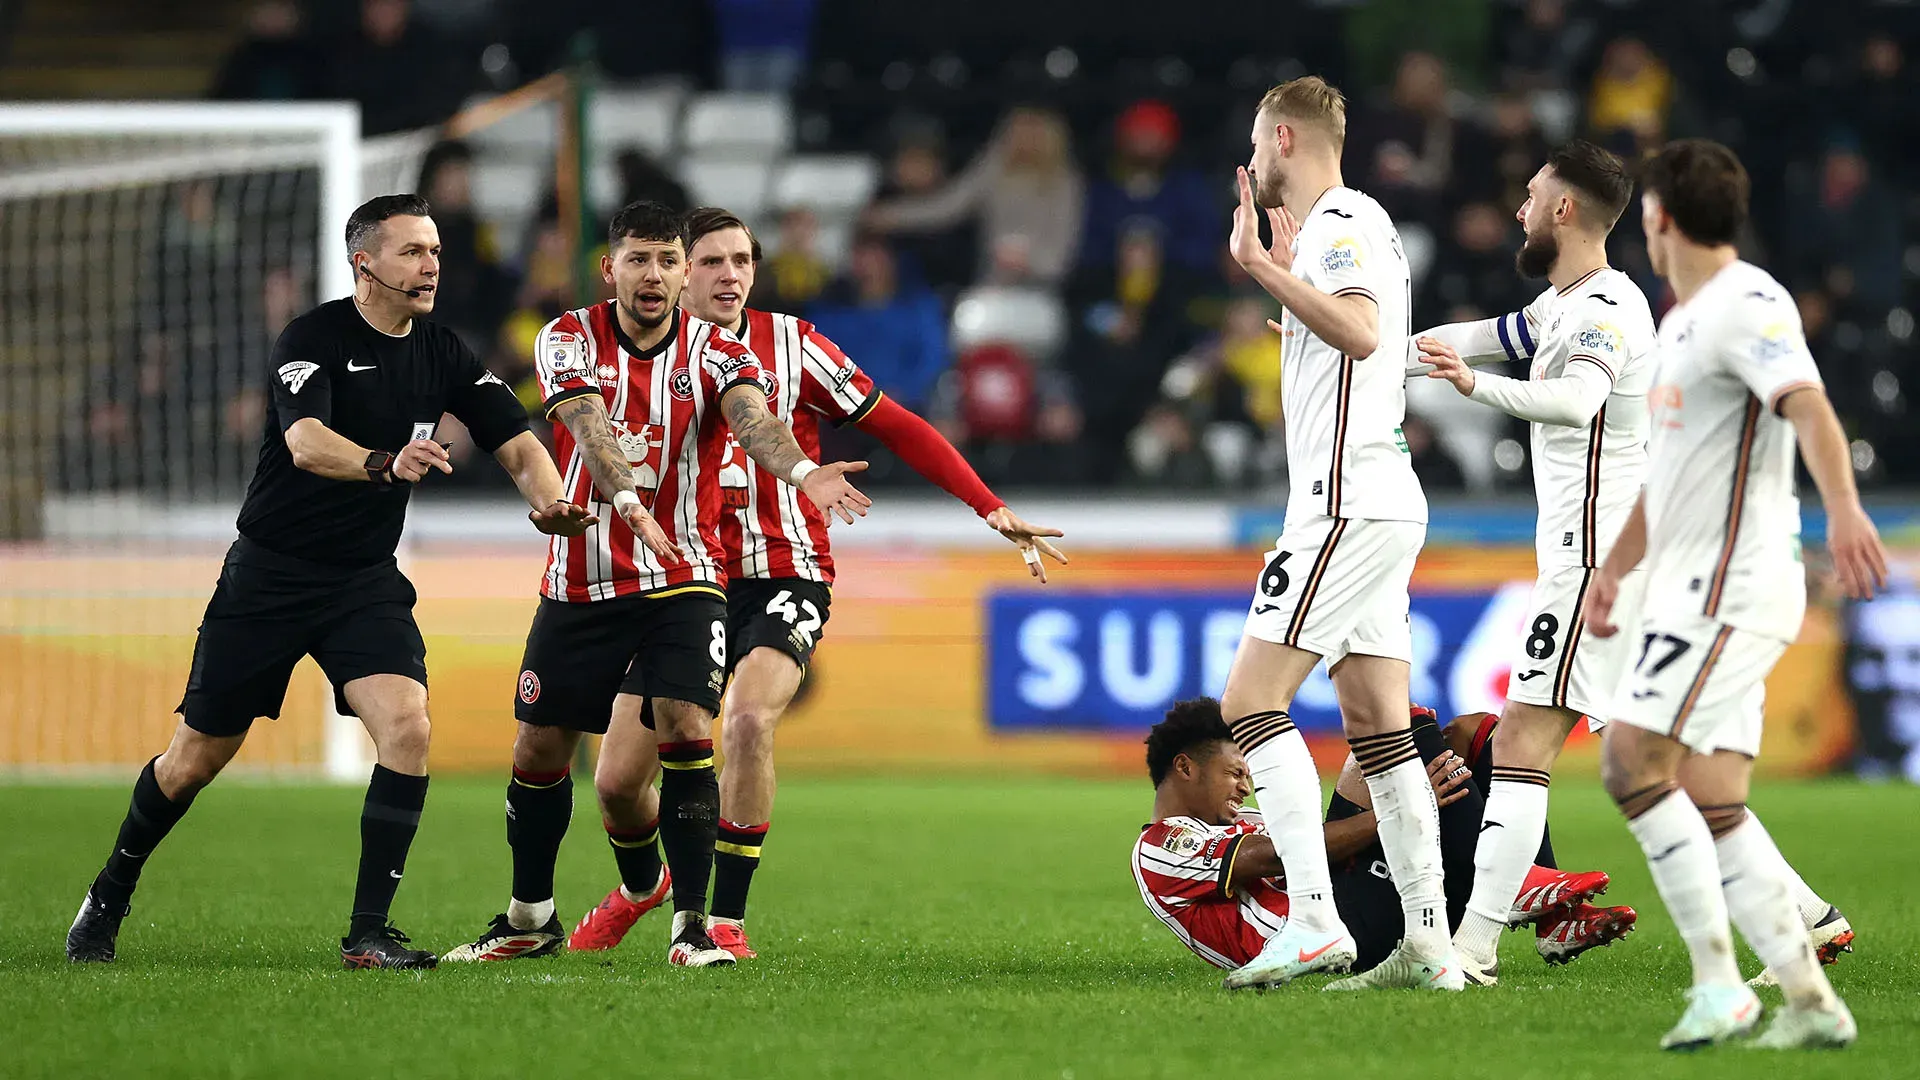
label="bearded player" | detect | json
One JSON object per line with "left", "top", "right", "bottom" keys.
{"left": 561, "top": 207, "right": 1067, "bottom": 959}
{"left": 1135, "top": 699, "right": 1635, "bottom": 979}
{"left": 442, "top": 201, "right": 869, "bottom": 968}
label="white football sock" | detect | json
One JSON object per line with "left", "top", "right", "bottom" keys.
{"left": 1365, "top": 757, "right": 1449, "bottom": 957}
{"left": 507, "top": 897, "right": 555, "bottom": 930}
{"left": 1454, "top": 779, "right": 1550, "bottom": 961}
{"left": 1627, "top": 792, "right": 1740, "bottom": 987}
{"left": 1716, "top": 815, "right": 1838, "bottom": 1010}
{"left": 1243, "top": 728, "right": 1339, "bottom": 932}
{"left": 1747, "top": 811, "right": 1832, "bottom": 927}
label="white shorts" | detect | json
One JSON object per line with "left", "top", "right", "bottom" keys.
{"left": 1244, "top": 517, "right": 1424, "bottom": 666}
{"left": 1505, "top": 566, "right": 1648, "bottom": 722}
{"left": 1610, "top": 610, "right": 1786, "bottom": 757}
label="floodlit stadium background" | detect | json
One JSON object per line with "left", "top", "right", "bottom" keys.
{"left": 1, "top": 0, "right": 1916, "bottom": 780}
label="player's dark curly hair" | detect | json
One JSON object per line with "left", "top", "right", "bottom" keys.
{"left": 1146, "top": 698, "right": 1236, "bottom": 787}
{"left": 607, "top": 199, "right": 685, "bottom": 251}
{"left": 1640, "top": 138, "right": 1748, "bottom": 246}
{"left": 683, "top": 206, "right": 762, "bottom": 262}
{"left": 344, "top": 193, "right": 432, "bottom": 260}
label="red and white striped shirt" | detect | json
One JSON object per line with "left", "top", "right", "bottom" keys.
{"left": 717, "top": 308, "right": 879, "bottom": 584}
{"left": 1132, "top": 813, "right": 1291, "bottom": 969}
{"left": 534, "top": 303, "right": 761, "bottom": 602}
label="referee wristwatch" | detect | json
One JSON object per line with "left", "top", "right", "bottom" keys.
{"left": 365, "top": 450, "right": 396, "bottom": 485}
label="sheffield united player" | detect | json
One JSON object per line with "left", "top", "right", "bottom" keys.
{"left": 568, "top": 207, "right": 1060, "bottom": 960}
{"left": 443, "top": 202, "right": 868, "bottom": 969}
{"left": 65, "top": 195, "right": 596, "bottom": 970}
{"left": 1214, "top": 77, "right": 1455, "bottom": 991}
{"left": 1134, "top": 701, "right": 1632, "bottom": 978}
{"left": 1587, "top": 141, "right": 1885, "bottom": 1050}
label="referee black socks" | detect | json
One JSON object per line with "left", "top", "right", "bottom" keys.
{"left": 93, "top": 756, "right": 197, "bottom": 908}
{"left": 711, "top": 819, "right": 770, "bottom": 921}
{"left": 349, "top": 765, "right": 428, "bottom": 938}
{"left": 506, "top": 765, "right": 573, "bottom": 905}
{"left": 657, "top": 740, "right": 719, "bottom": 915}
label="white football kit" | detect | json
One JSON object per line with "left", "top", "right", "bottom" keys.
{"left": 1417, "top": 267, "right": 1656, "bottom": 717}
{"left": 1613, "top": 261, "right": 1824, "bottom": 755}
{"left": 1246, "top": 186, "right": 1426, "bottom": 665}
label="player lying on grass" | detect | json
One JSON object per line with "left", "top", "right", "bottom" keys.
{"left": 1134, "top": 699, "right": 1635, "bottom": 987}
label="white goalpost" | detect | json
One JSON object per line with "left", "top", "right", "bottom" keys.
{"left": 0, "top": 101, "right": 408, "bottom": 780}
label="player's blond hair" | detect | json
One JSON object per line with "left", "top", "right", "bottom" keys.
{"left": 1257, "top": 76, "right": 1347, "bottom": 148}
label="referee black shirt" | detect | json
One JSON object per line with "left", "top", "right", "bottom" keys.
{"left": 237, "top": 297, "right": 529, "bottom": 566}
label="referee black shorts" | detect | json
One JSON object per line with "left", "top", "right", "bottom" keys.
{"left": 515, "top": 588, "right": 728, "bottom": 734}
{"left": 177, "top": 538, "right": 428, "bottom": 737}
{"left": 725, "top": 577, "right": 831, "bottom": 675}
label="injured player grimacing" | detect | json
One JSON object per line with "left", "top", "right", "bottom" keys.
{"left": 1132, "top": 699, "right": 1636, "bottom": 986}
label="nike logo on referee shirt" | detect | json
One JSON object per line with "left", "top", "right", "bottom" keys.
{"left": 347, "top": 360, "right": 377, "bottom": 372}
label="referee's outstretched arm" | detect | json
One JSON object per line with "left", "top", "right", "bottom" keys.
{"left": 285, "top": 417, "right": 450, "bottom": 483}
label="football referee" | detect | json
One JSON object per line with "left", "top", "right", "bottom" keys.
{"left": 66, "top": 194, "right": 609, "bottom": 970}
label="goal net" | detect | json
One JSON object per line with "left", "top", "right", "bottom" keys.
{"left": 0, "top": 103, "right": 382, "bottom": 777}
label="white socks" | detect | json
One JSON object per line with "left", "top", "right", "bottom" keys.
{"left": 1748, "top": 810, "right": 1832, "bottom": 927}
{"left": 1716, "top": 815, "right": 1837, "bottom": 1009}
{"left": 1363, "top": 756, "right": 1449, "bottom": 957}
{"left": 1627, "top": 792, "right": 1741, "bottom": 987}
{"left": 507, "top": 897, "right": 555, "bottom": 930}
{"left": 1241, "top": 726, "right": 1340, "bottom": 932}
{"left": 1454, "top": 778, "right": 1551, "bottom": 961}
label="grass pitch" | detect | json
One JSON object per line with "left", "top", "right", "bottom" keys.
{"left": 1, "top": 775, "right": 1914, "bottom": 1079}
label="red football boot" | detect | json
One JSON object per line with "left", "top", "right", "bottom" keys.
{"left": 708, "top": 919, "right": 758, "bottom": 960}
{"left": 1507, "top": 866, "right": 1610, "bottom": 926}
{"left": 1536, "top": 902, "right": 1637, "bottom": 964}
{"left": 567, "top": 871, "right": 672, "bottom": 952}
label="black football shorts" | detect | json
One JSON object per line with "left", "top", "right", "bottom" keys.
{"left": 725, "top": 577, "right": 832, "bottom": 675}
{"left": 515, "top": 587, "right": 728, "bottom": 733}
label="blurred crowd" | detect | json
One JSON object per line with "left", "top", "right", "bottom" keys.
{"left": 65, "top": 0, "right": 1920, "bottom": 498}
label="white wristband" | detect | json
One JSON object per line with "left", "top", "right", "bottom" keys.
{"left": 612, "top": 490, "right": 641, "bottom": 513}
{"left": 789, "top": 460, "right": 820, "bottom": 486}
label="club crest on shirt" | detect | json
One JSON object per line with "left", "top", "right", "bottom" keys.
{"left": 278, "top": 360, "right": 319, "bottom": 394}
{"left": 1574, "top": 323, "right": 1622, "bottom": 354}
{"left": 547, "top": 332, "right": 586, "bottom": 377}
{"left": 1159, "top": 826, "right": 1206, "bottom": 857}
{"left": 759, "top": 367, "right": 781, "bottom": 402}
{"left": 1752, "top": 323, "right": 1797, "bottom": 364}
{"left": 1320, "top": 237, "right": 1362, "bottom": 273}
{"left": 518, "top": 670, "right": 541, "bottom": 704}
{"left": 670, "top": 368, "right": 695, "bottom": 401}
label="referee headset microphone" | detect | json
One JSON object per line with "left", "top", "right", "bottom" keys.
{"left": 359, "top": 259, "right": 425, "bottom": 299}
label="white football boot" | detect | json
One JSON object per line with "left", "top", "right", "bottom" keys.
{"left": 1323, "top": 943, "right": 1466, "bottom": 992}
{"left": 1749, "top": 906, "right": 1853, "bottom": 988}
{"left": 1749, "top": 999, "right": 1857, "bottom": 1050}
{"left": 1221, "top": 920, "right": 1357, "bottom": 990}
{"left": 1660, "top": 984, "right": 1763, "bottom": 1051}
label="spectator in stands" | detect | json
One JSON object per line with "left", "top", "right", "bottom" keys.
{"left": 417, "top": 140, "right": 515, "bottom": 353}
{"left": 1784, "top": 140, "right": 1906, "bottom": 312}
{"left": 763, "top": 207, "right": 832, "bottom": 314}
{"left": 209, "top": 0, "right": 323, "bottom": 101}
{"left": 866, "top": 106, "right": 1084, "bottom": 286}
{"left": 1127, "top": 295, "right": 1281, "bottom": 488}
{"left": 326, "top": 0, "right": 469, "bottom": 136}
{"left": 876, "top": 127, "right": 977, "bottom": 291}
{"left": 490, "top": 221, "right": 576, "bottom": 427}
{"left": 1846, "top": 33, "right": 1917, "bottom": 186}
{"left": 1079, "top": 99, "right": 1218, "bottom": 277}
{"left": 1065, "top": 222, "right": 1200, "bottom": 475}
{"left": 1498, "top": 0, "right": 1596, "bottom": 93}
{"left": 615, "top": 146, "right": 689, "bottom": 214}
{"left": 1347, "top": 52, "right": 1463, "bottom": 232}
{"left": 1416, "top": 201, "right": 1532, "bottom": 330}
{"left": 1587, "top": 38, "right": 1672, "bottom": 150}
{"left": 806, "top": 232, "right": 949, "bottom": 412}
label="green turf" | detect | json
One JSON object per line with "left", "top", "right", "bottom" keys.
{"left": 0, "top": 775, "right": 1912, "bottom": 1079}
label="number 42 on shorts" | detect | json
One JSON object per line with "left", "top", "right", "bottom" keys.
{"left": 766, "top": 589, "right": 823, "bottom": 647}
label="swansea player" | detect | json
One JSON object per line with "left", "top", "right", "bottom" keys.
{"left": 562, "top": 207, "right": 1068, "bottom": 959}
{"left": 1587, "top": 140, "right": 1885, "bottom": 1049}
{"left": 1216, "top": 77, "right": 1454, "bottom": 990}
{"left": 66, "top": 194, "right": 597, "bottom": 969}
{"left": 1134, "top": 700, "right": 1635, "bottom": 978}
{"left": 441, "top": 202, "right": 869, "bottom": 968}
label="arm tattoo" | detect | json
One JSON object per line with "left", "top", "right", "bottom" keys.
{"left": 552, "top": 396, "right": 638, "bottom": 499}
{"left": 722, "top": 385, "right": 809, "bottom": 481}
